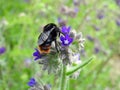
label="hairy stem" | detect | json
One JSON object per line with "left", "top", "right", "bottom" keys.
{"left": 60, "top": 64, "right": 67, "bottom": 90}
{"left": 66, "top": 76, "right": 70, "bottom": 90}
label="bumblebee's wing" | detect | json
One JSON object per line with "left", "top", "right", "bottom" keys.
{"left": 38, "top": 27, "right": 55, "bottom": 45}
{"left": 38, "top": 33, "right": 48, "bottom": 45}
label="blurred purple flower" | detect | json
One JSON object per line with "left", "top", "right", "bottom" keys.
{"left": 94, "top": 47, "right": 100, "bottom": 54}
{"left": 116, "top": 19, "right": 120, "bottom": 26}
{"left": 61, "top": 26, "right": 71, "bottom": 34}
{"left": 24, "top": 0, "right": 30, "bottom": 3}
{"left": 28, "top": 78, "right": 37, "bottom": 87}
{"left": 97, "top": 11, "right": 105, "bottom": 20}
{"left": 33, "top": 49, "right": 41, "bottom": 60}
{"left": 74, "top": 8, "right": 79, "bottom": 13}
{"left": 0, "top": 47, "right": 6, "bottom": 55}
{"left": 93, "top": 25, "right": 100, "bottom": 31}
{"left": 57, "top": 17, "right": 67, "bottom": 26}
{"left": 59, "top": 5, "right": 78, "bottom": 17}
{"left": 60, "top": 35, "right": 73, "bottom": 46}
{"left": 73, "top": 0, "right": 81, "bottom": 6}
{"left": 80, "top": 48, "right": 86, "bottom": 56}
{"left": 44, "top": 84, "right": 51, "bottom": 90}
{"left": 24, "top": 58, "right": 32, "bottom": 67}
{"left": 57, "top": 18, "right": 61, "bottom": 23}
{"left": 115, "top": 0, "right": 120, "bottom": 6}
{"left": 86, "top": 35, "right": 94, "bottom": 42}
{"left": 97, "top": 14, "right": 104, "bottom": 19}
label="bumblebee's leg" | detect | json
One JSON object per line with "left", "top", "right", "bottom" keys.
{"left": 55, "top": 39, "right": 59, "bottom": 53}
{"left": 58, "top": 32, "right": 60, "bottom": 37}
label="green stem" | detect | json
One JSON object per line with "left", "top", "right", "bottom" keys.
{"left": 66, "top": 76, "right": 70, "bottom": 90}
{"left": 60, "top": 64, "right": 67, "bottom": 90}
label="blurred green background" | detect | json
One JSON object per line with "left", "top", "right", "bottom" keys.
{"left": 0, "top": 0, "right": 120, "bottom": 90}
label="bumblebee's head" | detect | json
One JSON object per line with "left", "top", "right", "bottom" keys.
{"left": 44, "top": 23, "right": 57, "bottom": 32}
{"left": 43, "top": 23, "right": 65, "bottom": 36}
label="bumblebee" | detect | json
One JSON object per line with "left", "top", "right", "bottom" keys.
{"left": 38, "top": 23, "right": 63, "bottom": 54}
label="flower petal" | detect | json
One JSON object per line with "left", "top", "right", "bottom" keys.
{"left": 0, "top": 47, "right": 6, "bottom": 55}
{"left": 67, "top": 26, "right": 71, "bottom": 33}
{"left": 61, "top": 26, "right": 71, "bottom": 34}
{"left": 60, "top": 34, "right": 73, "bottom": 46}
{"left": 60, "top": 35, "right": 65, "bottom": 41}
{"left": 28, "top": 78, "right": 36, "bottom": 87}
{"left": 33, "top": 49, "right": 41, "bottom": 60}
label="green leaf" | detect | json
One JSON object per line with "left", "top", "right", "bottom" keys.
{"left": 66, "top": 57, "right": 93, "bottom": 76}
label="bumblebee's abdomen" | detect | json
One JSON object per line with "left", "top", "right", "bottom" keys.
{"left": 38, "top": 45, "right": 51, "bottom": 54}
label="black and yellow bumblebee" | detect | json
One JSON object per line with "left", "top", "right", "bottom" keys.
{"left": 38, "top": 23, "right": 63, "bottom": 54}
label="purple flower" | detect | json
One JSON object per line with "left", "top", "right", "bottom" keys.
{"left": 93, "top": 25, "right": 100, "bottom": 31}
{"left": 86, "top": 35, "right": 94, "bottom": 41}
{"left": 94, "top": 47, "right": 100, "bottom": 54}
{"left": 74, "top": 8, "right": 79, "bottom": 13}
{"left": 97, "top": 14, "right": 104, "bottom": 19}
{"left": 24, "top": 58, "right": 32, "bottom": 67}
{"left": 44, "top": 84, "right": 51, "bottom": 90}
{"left": 28, "top": 78, "right": 37, "bottom": 87}
{"left": 97, "top": 11, "right": 105, "bottom": 20}
{"left": 80, "top": 48, "right": 86, "bottom": 56}
{"left": 57, "top": 17, "right": 67, "bottom": 26}
{"left": 115, "top": 0, "right": 120, "bottom": 6}
{"left": 0, "top": 47, "right": 6, "bottom": 55}
{"left": 60, "top": 35, "right": 73, "bottom": 46}
{"left": 116, "top": 19, "right": 120, "bottom": 26}
{"left": 61, "top": 26, "right": 71, "bottom": 34}
{"left": 57, "top": 18, "right": 64, "bottom": 24}
{"left": 33, "top": 49, "right": 41, "bottom": 60}
{"left": 73, "top": 0, "right": 81, "bottom": 6}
